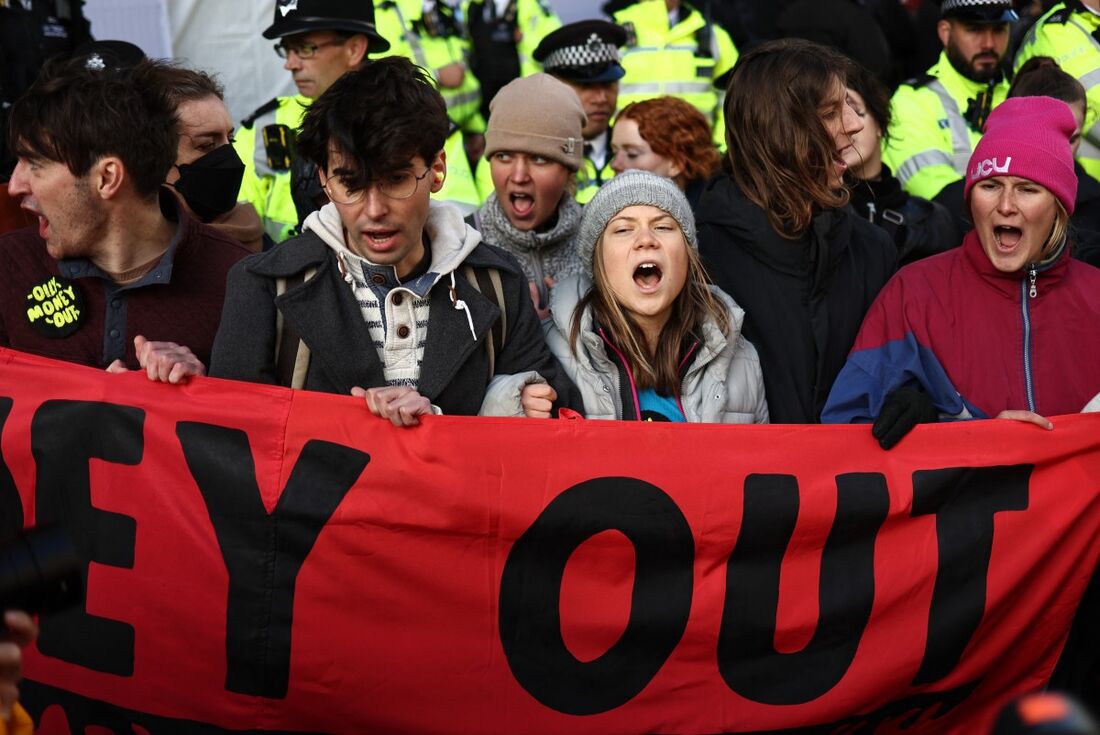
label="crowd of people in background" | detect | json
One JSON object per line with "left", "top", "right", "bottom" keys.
{"left": 2, "top": 0, "right": 1100, "bottom": 727}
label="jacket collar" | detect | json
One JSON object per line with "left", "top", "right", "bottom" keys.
{"left": 960, "top": 228, "right": 1070, "bottom": 299}
{"left": 549, "top": 274, "right": 746, "bottom": 380}
{"left": 261, "top": 234, "right": 513, "bottom": 398}
{"left": 930, "top": 51, "right": 1005, "bottom": 101}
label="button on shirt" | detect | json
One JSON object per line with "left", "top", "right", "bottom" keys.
{"left": 57, "top": 227, "right": 184, "bottom": 366}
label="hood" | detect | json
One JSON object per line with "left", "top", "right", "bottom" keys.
{"left": 303, "top": 200, "right": 481, "bottom": 295}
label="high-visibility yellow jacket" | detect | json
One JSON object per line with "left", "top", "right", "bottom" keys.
{"left": 235, "top": 94, "right": 483, "bottom": 235}
{"left": 576, "top": 148, "right": 616, "bottom": 205}
{"left": 610, "top": 0, "right": 737, "bottom": 146}
{"left": 234, "top": 95, "right": 311, "bottom": 244}
{"left": 1014, "top": 1, "right": 1100, "bottom": 180}
{"left": 439, "top": 126, "right": 486, "bottom": 214}
{"left": 882, "top": 52, "right": 1009, "bottom": 201}
{"left": 461, "top": 0, "right": 561, "bottom": 78}
{"left": 376, "top": 0, "right": 484, "bottom": 134}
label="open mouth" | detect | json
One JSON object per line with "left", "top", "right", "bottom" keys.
{"left": 834, "top": 149, "right": 850, "bottom": 174}
{"left": 363, "top": 229, "right": 398, "bottom": 247}
{"left": 633, "top": 262, "right": 663, "bottom": 292}
{"left": 508, "top": 192, "right": 534, "bottom": 218}
{"left": 994, "top": 225, "right": 1023, "bottom": 252}
{"left": 33, "top": 214, "right": 49, "bottom": 240}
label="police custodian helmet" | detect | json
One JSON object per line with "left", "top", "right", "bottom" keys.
{"left": 262, "top": 0, "right": 390, "bottom": 53}
{"left": 940, "top": 0, "right": 1019, "bottom": 24}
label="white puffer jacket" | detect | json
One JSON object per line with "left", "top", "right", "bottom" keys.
{"left": 544, "top": 276, "right": 769, "bottom": 423}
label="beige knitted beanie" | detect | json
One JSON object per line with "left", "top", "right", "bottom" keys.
{"left": 484, "top": 73, "right": 587, "bottom": 172}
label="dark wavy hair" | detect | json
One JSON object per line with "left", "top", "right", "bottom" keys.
{"left": 9, "top": 57, "right": 178, "bottom": 198}
{"left": 144, "top": 63, "right": 225, "bottom": 109}
{"left": 845, "top": 62, "right": 892, "bottom": 142}
{"left": 297, "top": 56, "right": 449, "bottom": 187}
{"left": 617, "top": 96, "right": 721, "bottom": 186}
{"left": 723, "top": 38, "right": 855, "bottom": 239}
{"left": 1008, "top": 56, "right": 1086, "bottom": 107}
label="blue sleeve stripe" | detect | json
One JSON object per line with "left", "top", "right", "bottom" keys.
{"left": 822, "top": 333, "right": 986, "bottom": 423}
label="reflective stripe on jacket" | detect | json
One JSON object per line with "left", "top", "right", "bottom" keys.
{"left": 377, "top": 0, "right": 485, "bottom": 133}
{"left": 1014, "top": 2, "right": 1100, "bottom": 180}
{"left": 234, "top": 95, "right": 311, "bottom": 243}
{"left": 882, "top": 53, "right": 1008, "bottom": 201}
{"left": 575, "top": 154, "right": 615, "bottom": 204}
{"left": 611, "top": 0, "right": 737, "bottom": 139}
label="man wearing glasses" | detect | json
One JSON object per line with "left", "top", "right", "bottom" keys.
{"left": 234, "top": 0, "right": 389, "bottom": 246}
{"left": 211, "top": 58, "right": 579, "bottom": 426}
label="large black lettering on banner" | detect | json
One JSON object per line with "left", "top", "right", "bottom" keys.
{"left": 718, "top": 473, "right": 889, "bottom": 705}
{"left": 177, "top": 423, "right": 370, "bottom": 700}
{"left": 31, "top": 400, "right": 144, "bottom": 677}
{"left": 911, "top": 465, "right": 1031, "bottom": 685}
{"left": 0, "top": 398, "right": 24, "bottom": 538}
{"left": 499, "top": 477, "right": 695, "bottom": 716}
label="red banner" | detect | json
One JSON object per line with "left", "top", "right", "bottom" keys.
{"left": 0, "top": 347, "right": 1097, "bottom": 734}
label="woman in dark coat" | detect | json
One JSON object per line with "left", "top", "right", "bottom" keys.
{"left": 842, "top": 62, "right": 964, "bottom": 266}
{"left": 697, "top": 39, "right": 896, "bottom": 423}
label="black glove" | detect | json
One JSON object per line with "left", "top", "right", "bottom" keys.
{"left": 872, "top": 387, "right": 938, "bottom": 450}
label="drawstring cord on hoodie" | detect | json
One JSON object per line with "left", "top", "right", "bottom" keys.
{"left": 449, "top": 272, "right": 477, "bottom": 342}
{"left": 336, "top": 251, "right": 355, "bottom": 285}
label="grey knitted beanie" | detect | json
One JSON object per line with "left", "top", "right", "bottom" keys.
{"left": 576, "top": 170, "right": 697, "bottom": 277}
{"left": 485, "top": 73, "right": 587, "bottom": 171}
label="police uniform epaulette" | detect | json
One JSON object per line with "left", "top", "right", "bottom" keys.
{"left": 903, "top": 73, "right": 935, "bottom": 89}
{"left": 241, "top": 97, "right": 282, "bottom": 129}
{"left": 1046, "top": 6, "right": 1072, "bottom": 23}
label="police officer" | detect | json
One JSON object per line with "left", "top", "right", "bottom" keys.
{"left": 533, "top": 20, "right": 626, "bottom": 204}
{"left": 234, "top": 0, "right": 388, "bottom": 244}
{"left": 605, "top": 0, "right": 737, "bottom": 145}
{"left": 1, "top": 0, "right": 92, "bottom": 232}
{"left": 375, "top": 0, "right": 484, "bottom": 213}
{"left": 882, "top": 0, "right": 1017, "bottom": 218}
{"left": 464, "top": 0, "right": 561, "bottom": 123}
{"left": 1015, "top": 0, "right": 1100, "bottom": 181}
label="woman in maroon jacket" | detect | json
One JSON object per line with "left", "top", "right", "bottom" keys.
{"left": 823, "top": 96, "right": 1100, "bottom": 447}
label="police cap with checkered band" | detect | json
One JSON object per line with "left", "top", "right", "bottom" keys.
{"left": 534, "top": 20, "right": 628, "bottom": 84}
{"left": 262, "top": 0, "right": 389, "bottom": 53}
{"left": 940, "top": 0, "right": 1019, "bottom": 24}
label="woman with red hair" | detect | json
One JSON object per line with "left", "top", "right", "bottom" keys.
{"left": 610, "top": 96, "right": 721, "bottom": 211}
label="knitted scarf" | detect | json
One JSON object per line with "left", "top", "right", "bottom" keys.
{"left": 475, "top": 193, "right": 585, "bottom": 284}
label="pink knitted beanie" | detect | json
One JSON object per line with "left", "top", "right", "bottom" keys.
{"left": 964, "top": 96, "right": 1078, "bottom": 214}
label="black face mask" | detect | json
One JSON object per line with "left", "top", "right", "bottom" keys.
{"left": 171, "top": 143, "right": 246, "bottom": 222}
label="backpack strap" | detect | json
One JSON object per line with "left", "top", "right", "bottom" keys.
{"left": 274, "top": 266, "right": 318, "bottom": 389}
{"left": 461, "top": 266, "right": 507, "bottom": 380}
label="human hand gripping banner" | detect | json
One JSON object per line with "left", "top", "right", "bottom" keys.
{"left": 0, "top": 347, "right": 1097, "bottom": 734}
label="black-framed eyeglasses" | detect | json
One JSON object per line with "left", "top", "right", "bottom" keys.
{"left": 274, "top": 38, "right": 348, "bottom": 59}
{"left": 321, "top": 169, "right": 433, "bottom": 204}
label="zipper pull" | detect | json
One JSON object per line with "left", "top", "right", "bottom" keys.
{"left": 866, "top": 201, "right": 876, "bottom": 222}
{"left": 1028, "top": 266, "right": 1037, "bottom": 299}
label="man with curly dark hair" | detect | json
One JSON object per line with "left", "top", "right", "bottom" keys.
{"left": 1, "top": 57, "right": 249, "bottom": 381}
{"left": 210, "top": 57, "right": 580, "bottom": 425}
